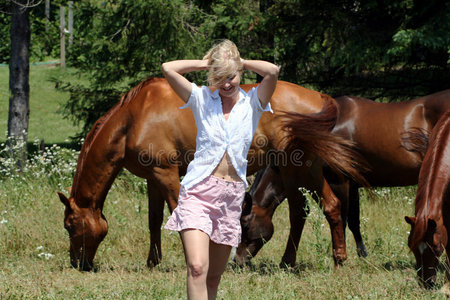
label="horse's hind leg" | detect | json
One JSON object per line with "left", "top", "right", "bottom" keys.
{"left": 347, "top": 184, "right": 368, "bottom": 258}
{"left": 280, "top": 187, "right": 307, "bottom": 268}
{"left": 330, "top": 179, "right": 368, "bottom": 258}
{"left": 146, "top": 167, "right": 180, "bottom": 268}
{"left": 320, "top": 179, "right": 347, "bottom": 265}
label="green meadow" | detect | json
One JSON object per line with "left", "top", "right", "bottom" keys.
{"left": 0, "top": 65, "right": 82, "bottom": 145}
{"left": 0, "top": 66, "right": 447, "bottom": 299}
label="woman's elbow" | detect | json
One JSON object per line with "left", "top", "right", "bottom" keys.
{"left": 265, "top": 64, "right": 279, "bottom": 80}
{"left": 271, "top": 65, "right": 280, "bottom": 78}
{"left": 161, "top": 62, "right": 169, "bottom": 76}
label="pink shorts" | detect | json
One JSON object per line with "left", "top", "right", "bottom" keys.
{"left": 165, "top": 175, "right": 246, "bottom": 247}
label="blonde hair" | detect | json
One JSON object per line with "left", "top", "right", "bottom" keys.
{"left": 203, "top": 39, "right": 243, "bottom": 86}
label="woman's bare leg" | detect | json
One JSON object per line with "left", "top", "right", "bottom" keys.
{"left": 207, "top": 242, "right": 232, "bottom": 300}
{"left": 180, "top": 229, "right": 210, "bottom": 300}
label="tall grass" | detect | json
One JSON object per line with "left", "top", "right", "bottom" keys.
{"left": 0, "top": 145, "right": 448, "bottom": 299}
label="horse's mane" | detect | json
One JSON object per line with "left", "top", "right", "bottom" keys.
{"left": 71, "top": 77, "right": 159, "bottom": 199}
{"left": 119, "top": 77, "right": 161, "bottom": 107}
{"left": 249, "top": 167, "right": 268, "bottom": 198}
{"left": 410, "top": 111, "right": 450, "bottom": 251}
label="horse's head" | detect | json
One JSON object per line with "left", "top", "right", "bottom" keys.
{"left": 235, "top": 192, "right": 275, "bottom": 266}
{"left": 235, "top": 165, "right": 284, "bottom": 266}
{"left": 405, "top": 216, "right": 448, "bottom": 288}
{"left": 58, "top": 192, "right": 108, "bottom": 271}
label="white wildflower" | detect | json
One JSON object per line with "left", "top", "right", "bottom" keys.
{"left": 38, "top": 252, "right": 55, "bottom": 260}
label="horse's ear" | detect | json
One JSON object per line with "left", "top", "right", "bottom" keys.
{"left": 58, "top": 192, "right": 70, "bottom": 207}
{"left": 427, "top": 219, "right": 437, "bottom": 232}
{"left": 405, "top": 216, "right": 416, "bottom": 225}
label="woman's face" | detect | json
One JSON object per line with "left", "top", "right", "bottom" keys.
{"left": 216, "top": 72, "right": 241, "bottom": 100}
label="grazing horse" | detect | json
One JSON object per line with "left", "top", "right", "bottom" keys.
{"left": 58, "top": 78, "right": 366, "bottom": 271}
{"left": 405, "top": 111, "right": 450, "bottom": 288}
{"left": 236, "top": 91, "right": 450, "bottom": 267}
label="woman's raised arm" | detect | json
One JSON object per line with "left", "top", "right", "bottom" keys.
{"left": 243, "top": 60, "right": 279, "bottom": 108}
{"left": 161, "top": 60, "right": 209, "bottom": 102}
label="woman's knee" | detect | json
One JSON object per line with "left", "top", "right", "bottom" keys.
{"left": 187, "top": 261, "right": 208, "bottom": 279}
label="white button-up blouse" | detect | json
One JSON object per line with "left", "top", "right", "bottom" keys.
{"left": 180, "top": 82, "right": 273, "bottom": 190}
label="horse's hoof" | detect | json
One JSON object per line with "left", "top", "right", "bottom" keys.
{"left": 280, "top": 256, "right": 296, "bottom": 269}
{"left": 356, "top": 243, "right": 368, "bottom": 258}
{"left": 146, "top": 257, "right": 161, "bottom": 269}
{"left": 333, "top": 250, "right": 347, "bottom": 266}
{"left": 279, "top": 261, "right": 295, "bottom": 270}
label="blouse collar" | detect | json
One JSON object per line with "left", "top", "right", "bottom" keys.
{"left": 211, "top": 87, "right": 248, "bottom": 103}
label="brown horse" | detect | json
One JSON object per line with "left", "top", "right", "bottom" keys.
{"left": 236, "top": 91, "right": 450, "bottom": 267}
{"left": 405, "top": 110, "right": 450, "bottom": 288}
{"left": 58, "top": 78, "right": 366, "bottom": 271}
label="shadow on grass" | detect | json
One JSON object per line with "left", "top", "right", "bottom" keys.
{"left": 91, "top": 262, "right": 183, "bottom": 274}
{"left": 26, "top": 141, "right": 81, "bottom": 155}
{"left": 0, "top": 140, "right": 81, "bottom": 156}
{"left": 229, "top": 259, "right": 316, "bottom": 277}
{"left": 382, "top": 259, "right": 415, "bottom": 271}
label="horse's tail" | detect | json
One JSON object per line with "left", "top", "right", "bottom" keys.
{"left": 400, "top": 127, "right": 430, "bottom": 159}
{"left": 278, "top": 95, "right": 370, "bottom": 187}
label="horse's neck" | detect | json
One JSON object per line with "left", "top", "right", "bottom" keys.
{"left": 72, "top": 171, "right": 109, "bottom": 210}
{"left": 71, "top": 145, "right": 122, "bottom": 210}
{"left": 416, "top": 115, "right": 450, "bottom": 222}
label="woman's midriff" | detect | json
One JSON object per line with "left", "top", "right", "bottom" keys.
{"left": 211, "top": 152, "right": 242, "bottom": 182}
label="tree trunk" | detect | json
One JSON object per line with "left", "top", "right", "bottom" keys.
{"left": 8, "top": 1, "right": 31, "bottom": 170}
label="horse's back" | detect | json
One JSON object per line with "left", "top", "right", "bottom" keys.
{"left": 333, "top": 96, "right": 424, "bottom": 183}
{"left": 112, "top": 78, "right": 331, "bottom": 177}
{"left": 332, "top": 94, "right": 448, "bottom": 186}
{"left": 421, "top": 90, "right": 450, "bottom": 127}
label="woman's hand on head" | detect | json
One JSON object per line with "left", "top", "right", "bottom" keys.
{"left": 200, "top": 59, "right": 210, "bottom": 71}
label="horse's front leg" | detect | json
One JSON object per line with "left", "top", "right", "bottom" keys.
{"left": 147, "top": 179, "right": 165, "bottom": 268}
{"left": 146, "top": 167, "right": 180, "bottom": 268}
{"left": 280, "top": 186, "right": 307, "bottom": 268}
{"left": 320, "top": 178, "right": 347, "bottom": 266}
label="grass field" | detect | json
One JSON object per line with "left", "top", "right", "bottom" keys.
{"left": 0, "top": 66, "right": 448, "bottom": 299}
{"left": 0, "top": 65, "right": 83, "bottom": 145}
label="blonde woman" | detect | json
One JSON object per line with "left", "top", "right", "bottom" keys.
{"left": 162, "top": 39, "right": 279, "bottom": 300}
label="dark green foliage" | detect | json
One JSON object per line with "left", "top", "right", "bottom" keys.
{"left": 28, "top": 2, "right": 61, "bottom": 61}
{"left": 268, "top": 0, "right": 449, "bottom": 99}
{"left": 0, "top": 1, "right": 61, "bottom": 63}
{"left": 0, "top": 2, "right": 11, "bottom": 64}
